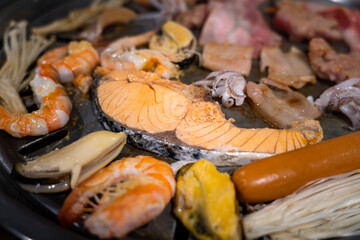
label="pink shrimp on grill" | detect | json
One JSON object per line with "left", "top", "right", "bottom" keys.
{"left": 0, "top": 65, "right": 71, "bottom": 137}
{"left": 100, "top": 30, "right": 179, "bottom": 79}
{"left": 0, "top": 41, "right": 99, "bottom": 138}
{"left": 58, "top": 155, "right": 176, "bottom": 239}
{"left": 38, "top": 41, "right": 99, "bottom": 93}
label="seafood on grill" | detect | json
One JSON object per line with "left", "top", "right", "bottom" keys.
{"left": 100, "top": 29, "right": 180, "bottom": 79}
{"left": 149, "top": 21, "right": 197, "bottom": 67}
{"left": 314, "top": 77, "right": 360, "bottom": 130}
{"left": 0, "top": 40, "right": 99, "bottom": 138}
{"left": 174, "top": 159, "right": 241, "bottom": 240}
{"left": 93, "top": 67, "right": 323, "bottom": 165}
{"left": 0, "top": 65, "right": 72, "bottom": 138}
{"left": 15, "top": 131, "right": 127, "bottom": 193}
{"left": 38, "top": 40, "right": 99, "bottom": 94}
{"left": 194, "top": 71, "right": 247, "bottom": 108}
{"left": 58, "top": 155, "right": 176, "bottom": 239}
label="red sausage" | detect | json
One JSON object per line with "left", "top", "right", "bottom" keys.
{"left": 232, "top": 131, "right": 360, "bottom": 203}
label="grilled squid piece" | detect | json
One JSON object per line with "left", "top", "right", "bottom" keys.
{"left": 149, "top": 21, "right": 197, "bottom": 68}
{"left": 194, "top": 71, "right": 246, "bottom": 108}
{"left": 15, "top": 131, "right": 127, "bottom": 193}
{"left": 314, "top": 77, "right": 360, "bottom": 130}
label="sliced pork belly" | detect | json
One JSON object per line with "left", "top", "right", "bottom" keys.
{"left": 273, "top": 0, "right": 341, "bottom": 42}
{"left": 309, "top": 38, "right": 360, "bottom": 83}
{"left": 245, "top": 80, "right": 321, "bottom": 129}
{"left": 260, "top": 46, "right": 316, "bottom": 89}
{"left": 202, "top": 42, "right": 253, "bottom": 76}
{"left": 199, "top": 0, "right": 281, "bottom": 58}
{"left": 315, "top": 78, "right": 360, "bottom": 130}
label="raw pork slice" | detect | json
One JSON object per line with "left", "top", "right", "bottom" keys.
{"left": 273, "top": 0, "right": 341, "bottom": 42}
{"left": 319, "top": 6, "right": 360, "bottom": 50}
{"left": 260, "top": 46, "right": 316, "bottom": 89}
{"left": 199, "top": 0, "right": 281, "bottom": 58}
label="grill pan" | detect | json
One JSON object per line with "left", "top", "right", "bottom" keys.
{"left": 0, "top": 0, "right": 358, "bottom": 239}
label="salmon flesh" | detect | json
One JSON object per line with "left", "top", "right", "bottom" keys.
{"left": 93, "top": 67, "right": 320, "bottom": 165}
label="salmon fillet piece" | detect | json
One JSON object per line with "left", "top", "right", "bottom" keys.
{"left": 96, "top": 68, "right": 321, "bottom": 155}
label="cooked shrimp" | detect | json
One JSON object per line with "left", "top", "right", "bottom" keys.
{"left": 0, "top": 65, "right": 71, "bottom": 137}
{"left": 100, "top": 30, "right": 179, "bottom": 79}
{"left": 0, "top": 41, "right": 98, "bottom": 137}
{"left": 38, "top": 41, "right": 99, "bottom": 93}
{"left": 58, "top": 155, "right": 176, "bottom": 239}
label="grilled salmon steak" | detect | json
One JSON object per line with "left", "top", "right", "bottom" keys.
{"left": 94, "top": 67, "right": 322, "bottom": 162}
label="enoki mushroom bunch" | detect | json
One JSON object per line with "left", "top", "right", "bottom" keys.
{"left": 243, "top": 169, "right": 360, "bottom": 240}
{"left": 0, "top": 20, "right": 54, "bottom": 114}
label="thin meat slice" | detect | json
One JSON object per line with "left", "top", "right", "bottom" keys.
{"left": 309, "top": 38, "right": 360, "bottom": 83}
{"left": 245, "top": 80, "right": 321, "bottom": 129}
{"left": 199, "top": 0, "right": 281, "bottom": 58}
{"left": 273, "top": 0, "right": 341, "bottom": 42}
{"left": 260, "top": 46, "right": 316, "bottom": 89}
{"left": 202, "top": 42, "right": 253, "bottom": 76}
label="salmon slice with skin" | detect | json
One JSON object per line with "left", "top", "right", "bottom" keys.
{"left": 96, "top": 68, "right": 322, "bottom": 155}
{"left": 176, "top": 101, "right": 314, "bottom": 154}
